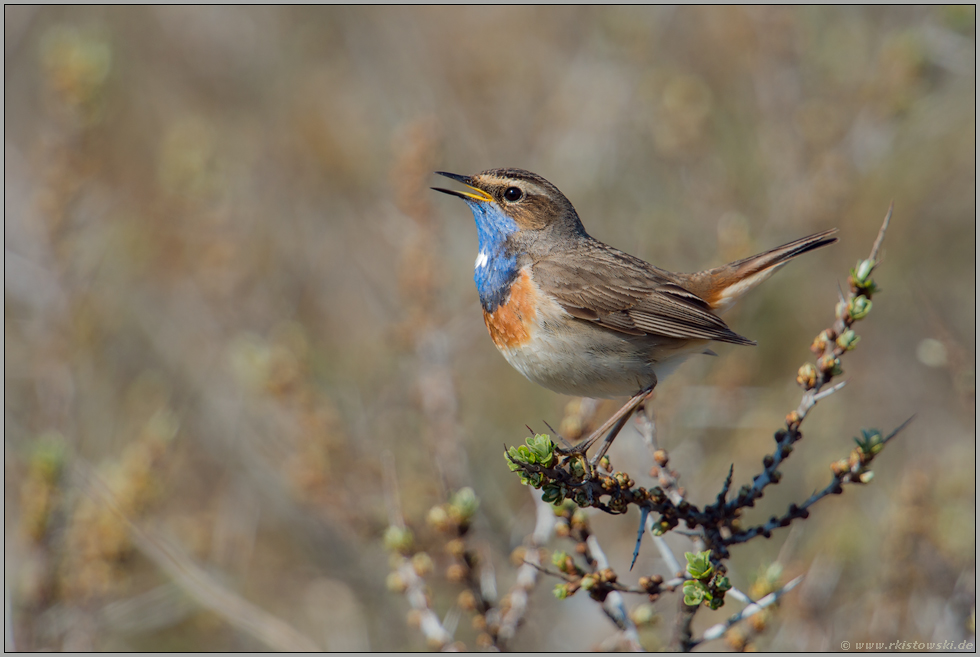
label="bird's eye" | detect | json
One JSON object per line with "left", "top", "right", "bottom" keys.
{"left": 503, "top": 186, "right": 524, "bottom": 202}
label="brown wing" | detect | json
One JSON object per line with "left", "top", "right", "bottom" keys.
{"left": 532, "top": 241, "right": 756, "bottom": 346}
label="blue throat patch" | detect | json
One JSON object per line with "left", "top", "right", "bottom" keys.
{"left": 465, "top": 201, "right": 519, "bottom": 313}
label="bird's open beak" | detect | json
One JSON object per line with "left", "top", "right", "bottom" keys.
{"left": 431, "top": 171, "right": 494, "bottom": 203}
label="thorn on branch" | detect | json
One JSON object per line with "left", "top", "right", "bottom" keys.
{"left": 869, "top": 201, "right": 893, "bottom": 263}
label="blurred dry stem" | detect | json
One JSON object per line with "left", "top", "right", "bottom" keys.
{"left": 72, "top": 462, "right": 320, "bottom": 652}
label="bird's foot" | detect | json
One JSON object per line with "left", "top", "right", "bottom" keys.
{"left": 554, "top": 385, "right": 655, "bottom": 485}
{"left": 556, "top": 437, "right": 602, "bottom": 485}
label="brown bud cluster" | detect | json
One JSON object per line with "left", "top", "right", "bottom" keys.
{"left": 445, "top": 563, "right": 467, "bottom": 583}
{"left": 457, "top": 589, "right": 477, "bottom": 611}
{"left": 810, "top": 329, "right": 836, "bottom": 355}
{"left": 797, "top": 363, "right": 818, "bottom": 390}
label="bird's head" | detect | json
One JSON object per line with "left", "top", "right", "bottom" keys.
{"left": 433, "top": 168, "right": 588, "bottom": 311}
{"left": 432, "top": 168, "right": 585, "bottom": 243}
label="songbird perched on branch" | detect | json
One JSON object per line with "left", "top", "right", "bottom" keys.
{"left": 434, "top": 168, "right": 836, "bottom": 463}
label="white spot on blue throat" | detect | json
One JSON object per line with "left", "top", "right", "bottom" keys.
{"left": 464, "top": 200, "right": 519, "bottom": 313}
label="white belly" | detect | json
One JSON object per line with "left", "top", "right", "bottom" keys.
{"left": 496, "top": 294, "right": 706, "bottom": 398}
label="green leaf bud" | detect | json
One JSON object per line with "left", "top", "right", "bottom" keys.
{"left": 849, "top": 295, "right": 872, "bottom": 321}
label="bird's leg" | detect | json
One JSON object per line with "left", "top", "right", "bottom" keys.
{"left": 556, "top": 384, "right": 656, "bottom": 481}
{"left": 588, "top": 384, "right": 656, "bottom": 468}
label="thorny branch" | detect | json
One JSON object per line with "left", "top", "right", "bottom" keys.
{"left": 499, "top": 205, "right": 911, "bottom": 650}
{"left": 387, "top": 205, "right": 905, "bottom": 651}
{"left": 723, "top": 416, "right": 914, "bottom": 545}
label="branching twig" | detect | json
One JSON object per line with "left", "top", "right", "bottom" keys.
{"left": 496, "top": 491, "right": 557, "bottom": 648}
{"left": 636, "top": 408, "right": 685, "bottom": 505}
{"left": 716, "top": 204, "right": 898, "bottom": 534}
{"left": 585, "top": 535, "right": 643, "bottom": 652}
{"left": 396, "top": 559, "right": 455, "bottom": 649}
{"left": 381, "top": 453, "right": 456, "bottom": 650}
{"left": 724, "top": 416, "right": 914, "bottom": 546}
{"left": 694, "top": 575, "right": 804, "bottom": 645}
{"left": 649, "top": 520, "right": 684, "bottom": 579}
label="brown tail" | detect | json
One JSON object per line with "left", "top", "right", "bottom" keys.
{"left": 681, "top": 228, "right": 839, "bottom": 313}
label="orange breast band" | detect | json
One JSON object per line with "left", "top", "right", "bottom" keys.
{"left": 483, "top": 269, "right": 537, "bottom": 349}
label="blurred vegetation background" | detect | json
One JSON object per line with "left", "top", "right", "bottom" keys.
{"left": 4, "top": 6, "right": 975, "bottom": 651}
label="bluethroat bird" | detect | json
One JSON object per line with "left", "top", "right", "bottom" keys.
{"left": 433, "top": 168, "right": 837, "bottom": 466}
